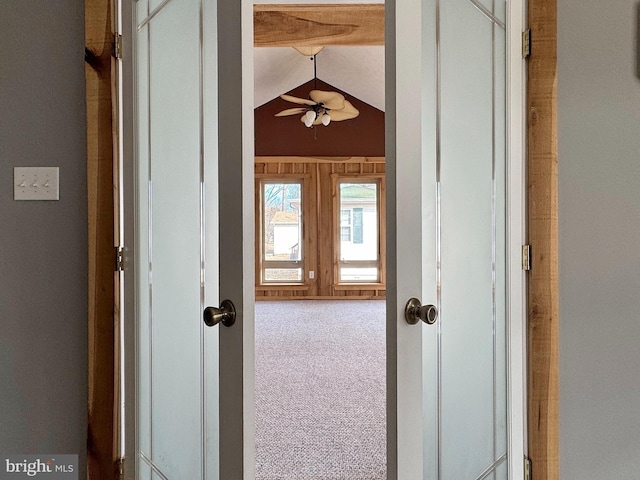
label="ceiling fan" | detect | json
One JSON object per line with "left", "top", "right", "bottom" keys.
{"left": 275, "top": 49, "right": 360, "bottom": 128}
{"left": 276, "top": 90, "right": 360, "bottom": 127}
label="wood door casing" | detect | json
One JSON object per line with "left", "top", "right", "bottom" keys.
{"left": 85, "top": 0, "right": 118, "bottom": 478}
{"left": 527, "top": 0, "right": 559, "bottom": 478}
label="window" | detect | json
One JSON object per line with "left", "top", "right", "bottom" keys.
{"left": 260, "top": 180, "right": 303, "bottom": 283}
{"left": 337, "top": 181, "right": 380, "bottom": 282}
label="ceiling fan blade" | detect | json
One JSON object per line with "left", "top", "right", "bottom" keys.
{"left": 309, "top": 90, "right": 345, "bottom": 110}
{"left": 275, "top": 107, "right": 308, "bottom": 117}
{"left": 326, "top": 100, "right": 360, "bottom": 121}
{"left": 280, "top": 94, "right": 317, "bottom": 106}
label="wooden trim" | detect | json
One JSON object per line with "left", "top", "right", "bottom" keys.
{"left": 330, "top": 173, "right": 385, "bottom": 179}
{"left": 254, "top": 4, "right": 384, "bottom": 47}
{"left": 255, "top": 174, "right": 309, "bottom": 288}
{"left": 257, "top": 285, "right": 310, "bottom": 291}
{"left": 333, "top": 283, "right": 386, "bottom": 290}
{"left": 255, "top": 174, "right": 262, "bottom": 288}
{"left": 302, "top": 172, "right": 315, "bottom": 294}
{"left": 331, "top": 173, "right": 386, "bottom": 288}
{"left": 85, "top": 0, "right": 117, "bottom": 478}
{"left": 255, "top": 156, "right": 386, "bottom": 164}
{"left": 307, "top": 165, "right": 319, "bottom": 296}
{"left": 527, "top": 0, "right": 559, "bottom": 478}
{"left": 256, "top": 295, "right": 384, "bottom": 301}
{"left": 332, "top": 175, "right": 339, "bottom": 287}
{"left": 378, "top": 176, "right": 387, "bottom": 287}
{"left": 255, "top": 173, "right": 312, "bottom": 179}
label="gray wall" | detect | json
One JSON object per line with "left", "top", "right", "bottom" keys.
{"left": 0, "top": 0, "right": 88, "bottom": 475}
{"left": 558, "top": 0, "right": 640, "bottom": 477}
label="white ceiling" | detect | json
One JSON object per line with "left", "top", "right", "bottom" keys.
{"left": 254, "top": 46, "right": 385, "bottom": 111}
{"left": 252, "top": 1, "right": 385, "bottom": 111}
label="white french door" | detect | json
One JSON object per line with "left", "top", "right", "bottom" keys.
{"left": 121, "top": 0, "right": 525, "bottom": 478}
{"left": 390, "top": 0, "right": 526, "bottom": 479}
{"left": 122, "top": 0, "right": 253, "bottom": 478}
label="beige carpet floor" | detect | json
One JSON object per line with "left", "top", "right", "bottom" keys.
{"left": 254, "top": 300, "right": 386, "bottom": 480}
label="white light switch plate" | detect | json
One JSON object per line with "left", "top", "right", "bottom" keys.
{"left": 14, "top": 167, "right": 59, "bottom": 201}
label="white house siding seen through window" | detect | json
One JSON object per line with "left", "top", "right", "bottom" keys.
{"left": 338, "top": 182, "right": 379, "bottom": 282}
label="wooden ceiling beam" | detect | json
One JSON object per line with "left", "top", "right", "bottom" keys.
{"left": 254, "top": 4, "right": 384, "bottom": 47}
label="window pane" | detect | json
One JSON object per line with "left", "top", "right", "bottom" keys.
{"left": 352, "top": 208, "right": 364, "bottom": 244}
{"left": 339, "top": 183, "right": 378, "bottom": 262}
{"left": 264, "top": 268, "right": 302, "bottom": 282}
{"left": 340, "top": 267, "right": 378, "bottom": 282}
{"left": 341, "top": 209, "right": 351, "bottom": 226}
{"left": 263, "top": 182, "right": 302, "bottom": 263}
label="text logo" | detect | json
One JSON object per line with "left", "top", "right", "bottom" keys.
{"left": 0, "top": 455, "right": 77, "bottom": 480}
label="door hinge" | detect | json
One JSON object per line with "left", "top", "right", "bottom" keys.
{"left": 524, "top": 456, "right": 532, "bottom": 480}
{"left": 522, "top": 29, "right": 531, "bottom": 58}
{"left": 113, "top": 33, "right": 123, "bottom": 59}
{"left": 116, "top": 246, "right": 125, "bottom": 272}
{"left": 116, "top": 457, "right": 125, "bottom": 480}
{"left": 522, "top": 244, "right": 532, "bottom": 271}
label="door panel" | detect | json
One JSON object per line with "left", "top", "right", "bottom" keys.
{"left": 148, "top": 1, "right": 204, "bottom": 474}
{"left": 438, "top": 0, "right": 506, "bottom": 477}
{"left": 126, "top": 0, "right": 252, "bottom": 477}
{"left": 132, "top": 0, "right": 220, "bottom": 477}
{"left": 392, "top": 0, "right": 524, "bottom": 478}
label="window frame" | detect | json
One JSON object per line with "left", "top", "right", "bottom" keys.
{"left": 256, "top": 175, "right": 307, "bottom": 284}
{"left": 332, "top": 175, "right": 386, "bottom": 285}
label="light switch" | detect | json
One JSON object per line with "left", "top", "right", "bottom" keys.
{"left": 14, "top": 167, "right": 59, "bottom": 201}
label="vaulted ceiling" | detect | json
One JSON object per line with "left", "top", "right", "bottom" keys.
{"left": 253, "top": 3, "right": 386, "bottom": 111}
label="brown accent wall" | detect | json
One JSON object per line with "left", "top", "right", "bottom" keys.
{"left": 255, "top": 79, "right": 385, "bottom": 157}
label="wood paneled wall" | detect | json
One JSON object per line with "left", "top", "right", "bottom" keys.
{"left": 255, "top": 156, "right": 386, "bottom": 300}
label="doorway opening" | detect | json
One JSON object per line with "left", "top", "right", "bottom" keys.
{"left": 253, "top": 7, "right": 387, "bottom": 475}
{"left": 102, "top": 0, "right": 528, "bottom": 478}
{"left": 252, "top": 161, "right": 387, "bottom": 477}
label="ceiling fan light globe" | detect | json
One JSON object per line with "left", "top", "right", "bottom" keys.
{"left": 321, "top": 113, "right": 331, "bottom": 126}
{"left": 304, "top": 110, "right": 316, "bottom": 127}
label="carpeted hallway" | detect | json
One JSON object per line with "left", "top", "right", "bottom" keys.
{"left": 255, "top": 300, "right": 386, "bottom": 480}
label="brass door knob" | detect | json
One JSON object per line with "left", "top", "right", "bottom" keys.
{"left": 405, "top": 297, "right": 438, "bottom": 325}
{"left": 203, "top": 299, "right": 236, "bottom": 327}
